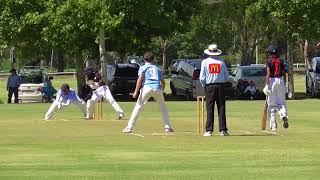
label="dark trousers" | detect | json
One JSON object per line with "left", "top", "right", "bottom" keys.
{"left": 205, "top": 84, "right": 227, "bottom": 132}
{"left": 8, "top": 87, "right": 19, "bottom": 103}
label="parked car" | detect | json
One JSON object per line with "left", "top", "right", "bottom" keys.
{"left": 170, "top": 59, "right": 233, "bottom": 100}
{"left": 109, "top": 63, "right": 139, "bottom": 96}
{"left": 18, "top": 68, "right": 48, "bottom": 103}
{"left": 231, "top": 64, "right": 266, "bottom": 98}
{"left": 127, "top": 55, "right": 144, "bottom": 66}
{"left": 172, "top": 59, "right": 184, "bottom": 71}
{"left": 306, "top": 57, "right": 320, "bottom": 97}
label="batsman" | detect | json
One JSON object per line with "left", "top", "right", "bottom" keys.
{"left": 263, "top": 45, "right": 289, "bottom": 131}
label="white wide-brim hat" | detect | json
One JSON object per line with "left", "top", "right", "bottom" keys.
{"left": 204, "top": 44, "right": 222, "bottom": 56}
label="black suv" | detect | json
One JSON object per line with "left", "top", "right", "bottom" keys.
{"left": 110, "top": 63, "right": 139, "bottom": 96}
{"left": 306, "top": 57, "right": 320, "bottom": 97}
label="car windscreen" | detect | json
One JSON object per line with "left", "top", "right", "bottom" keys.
{"left": 115, "top": 67, "right": 139, "bottom": 77}
{"left": 20, "top": 74, "right": 43, "bottom": 83}
{"left": 242, "top": 68, "right": 266, "bottom": 77}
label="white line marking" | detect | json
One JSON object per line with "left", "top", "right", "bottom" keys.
{"left": 236, "top": 131, "right": 256, "bottom": 134}
{"left": 151, "top": 133, "right": 176, "bottom": 136}
{"left": 131, "top": 133, "right": 145, "bottom": 138}
{"left": 264, "top": 130, "right": 283, "bottom": 136}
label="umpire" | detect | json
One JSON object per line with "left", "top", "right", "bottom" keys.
{"left": 199, "top": 44, "right": 230, "bottom": 137}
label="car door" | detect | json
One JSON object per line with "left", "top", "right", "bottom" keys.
{"left": 307, "top": 59, "right": 314, "bottom": 91}
{"left": 172, "top": 62, "right": 186, "bottom": 95}
{"left": 231, "top": 67, "right": 240, "bottom": 90}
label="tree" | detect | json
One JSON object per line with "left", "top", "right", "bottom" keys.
{"left": 41, "top": 0, "right": 123, "bottom": 90}
{"left": 262, "top": 0, "right": 320, "bottom": 99}
{"left": 222, "top": 0, "right": 273, "bottom": 65}
{"left": 109, "top": 0, "right": 203, "bottom": 74}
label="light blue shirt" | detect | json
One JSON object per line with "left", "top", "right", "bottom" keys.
{"left": 55, "top": 88, "right": 82, "bottom": 103}
{"left": 138, "top": 62, "right": 162, "bottom": 90}
{"left": 199, "top": 57, "right": 230, "bottom": 86}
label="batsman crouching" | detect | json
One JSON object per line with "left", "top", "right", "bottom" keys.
{"left": 85, "top": 81, "right": 124, "bottom": 120}
{"left": 263, "top": 45, "right": 289, "bottom": 131}
{"left": 200, "top": 44, "right": 230, "bottom": 137}
{"left": 44, "top": 83, "right": 86, "bottom": 120}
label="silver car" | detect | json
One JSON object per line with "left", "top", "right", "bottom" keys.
{"left": 306, "top": 57, "right": 320, "bottom": 97}
{"left": 18, "top": 68, "right": 48, "bottom": 103}
{"left": 231, "top": 65, "right": 266, "bottom": 98}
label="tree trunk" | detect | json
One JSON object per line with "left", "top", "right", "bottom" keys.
{"left": 287, "top": 32, "right": 295, "bottom": 99}
{"left": 56, "top": 50, "right": 65, "bottom": 72}
{"left": 74, "top": 55, "right": 86, "bottom": 92}
{"left": 303, "top": 40, "right": 310, "bottom": 73}
{"left": 160, "top": 37, "right": 169, "bottom": 75}
{"left": 99, "top": 28, "right": 108, "bottom": 82}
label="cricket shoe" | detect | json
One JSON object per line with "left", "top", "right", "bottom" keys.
{"left": 282, "top": 117, "right": 289, "bottom": 129}
{"left": 203, "top": 131, "right": 213, "bottom": 137}
{"left": 118, "top": 112, "right": 124, "bottom": 120}
{"left": 122, "top": 127, "right": 132, "bottom": 133}
{"left": 220, "top": 131, "right": 230, "bottom": 136}
{"left": 164, "top": 128, "right": 174, "bottom": 133}
{"left": 84, "top": 116, "right": 93, "bottom": 120}
{"left": 44, "top": 115, "right": 52, "bottom": 121}
{"left": 270, "top": 127, "right": 277, "bottom": 131}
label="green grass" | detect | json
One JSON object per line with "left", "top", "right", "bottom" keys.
{"left": 0, "top": 75, "right": 319, "bottom": 179}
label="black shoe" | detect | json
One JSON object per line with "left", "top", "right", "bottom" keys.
{"left": 282, "top": 117, "right": 289, "bottom": 129}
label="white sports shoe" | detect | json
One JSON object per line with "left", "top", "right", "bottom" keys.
{"left": 164, "top": 128, "right": 174, "bottom": 133}
{"left": 118, "top": 112, "right": 124, "bottom": 119}
{"left": 44, "top": 115, "right": 51, "bottom": 121}
{"left": 220, "top": 131, "right": 230, "bottom": 136}
{"left": 270, "top": 127, "right": 277, "bottom": 131}
{"left": 203, "top": 131, "right": 212, "bottom": 137}
{"left": 122, "top": 127, "right": 132, "bottom": 133}
{"left": 84, "top": 116, "right": 93, "bottom": 120}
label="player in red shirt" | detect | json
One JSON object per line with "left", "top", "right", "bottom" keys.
{"left": 263, "top": 45, "right": 289, "bottom": 131}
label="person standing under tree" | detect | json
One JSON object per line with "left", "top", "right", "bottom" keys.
{"left": 7, "top": 68, "right": 21, "bottom": 104}
{"left": 263, "top": 45, "right": 289, "bottom": 131}
{"left": 199, "top": 44, "right": 230, "bottom": 137}
{"left": 123, "top": 52, "right": 174, "bottom": 133}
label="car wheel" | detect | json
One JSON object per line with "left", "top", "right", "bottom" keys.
{"left": 185, "top": 89, "right": 193, "bottom": 100}
{"left": 237, "top": 86, "right": 243, "bottom": 99}
{"left": 170, "top": 82, "right": 177, "bottom": 96}
{"left": 306, "top": 77, "right": 311, "bottom": 96}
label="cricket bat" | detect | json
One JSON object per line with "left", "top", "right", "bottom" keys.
{"left": 261, "top": 101, "right": 267, "bottom": 130}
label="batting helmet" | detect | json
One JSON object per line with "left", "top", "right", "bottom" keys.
{"left": 266, "top": 45, "right": 280, "bottom": 55}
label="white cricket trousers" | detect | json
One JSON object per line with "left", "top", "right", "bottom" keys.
{"left": 267, "top": 77, "right": 288, "bottom": 129}
{"left": 126, "top": 86, "right": 173, "bottom": 130}
{"left": 86, "top": 85, "right": 124, "bottom": 118}
{"left": 45, "top": 100, "right": 86, "bottom": 120}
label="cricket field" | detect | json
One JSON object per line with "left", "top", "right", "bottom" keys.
{"left": 0, "top": 75, "right": 319, "bottom": 180}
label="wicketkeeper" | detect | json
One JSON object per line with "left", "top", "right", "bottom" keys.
{"left": 263, "top": 45, "right": 289, "bottom": 130}
{"left": 85, "top": 81, "right": 124, "bottom": 119}
{"left": 44, "top": 83, "right": 86, "bottom": 120}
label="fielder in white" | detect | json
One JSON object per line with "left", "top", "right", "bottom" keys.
{"left": 44, "top": 83, "right": 86, "bottom": 120}
{"left": 263, "top": 45, "right": 289, "bottom": 131}
{"left": 123, "top": 52, "right": 174, "bottom": 133}
{"left": 85, "top": 81, "right": 124, "bottom": 119}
